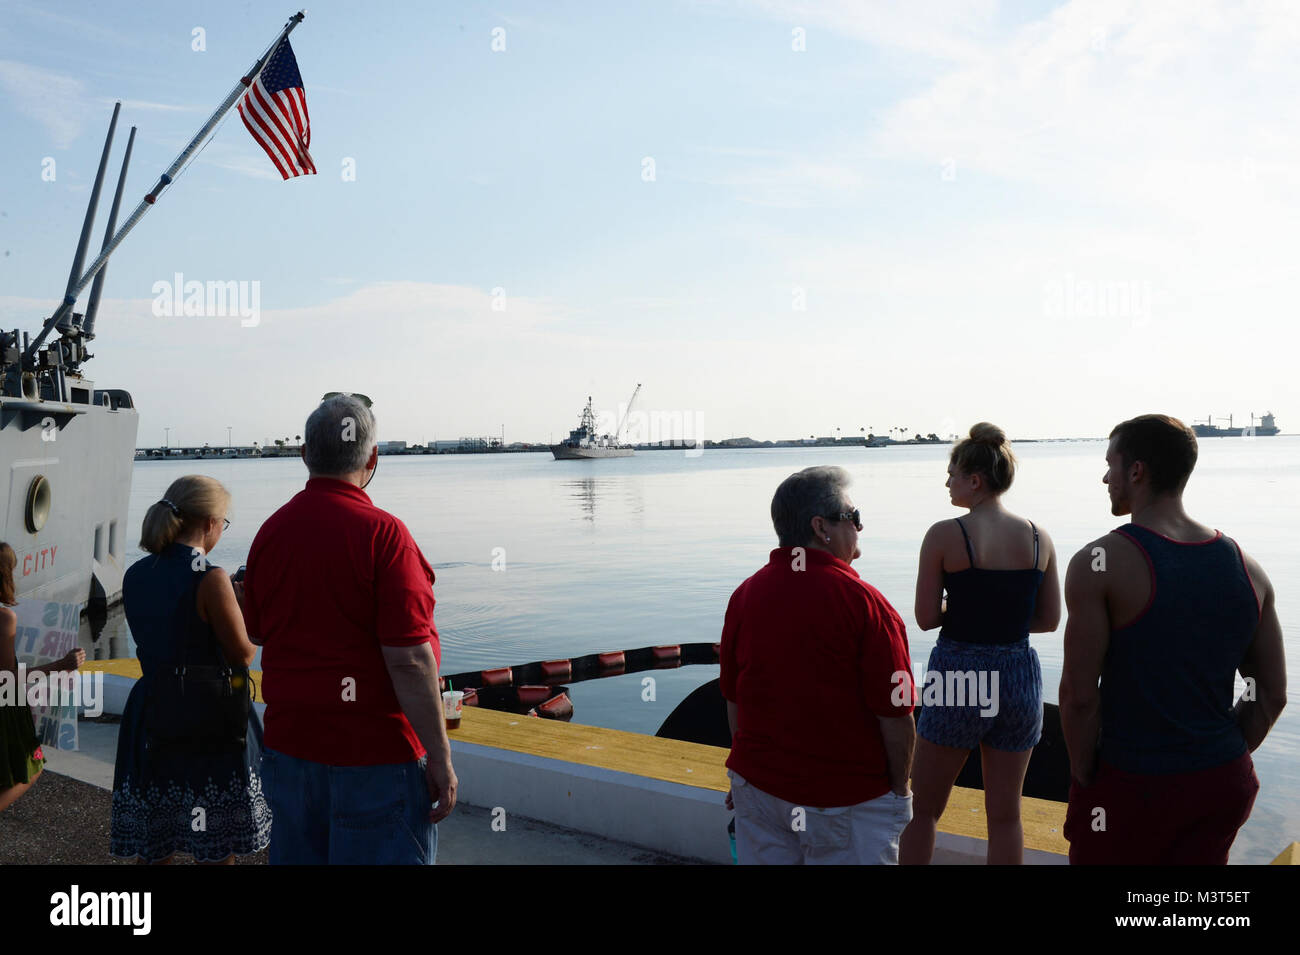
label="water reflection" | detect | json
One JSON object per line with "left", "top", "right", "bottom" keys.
{"left": 567, "top": 477, "right": 597, "bottom": 523}
{"left": 80, "top": 601, "right": 133, "bottom": 660}
{"left": 563, "top": 476, "right": 644, "bottom": 524}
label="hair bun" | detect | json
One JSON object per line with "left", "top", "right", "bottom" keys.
{"left": 968, "top": 422, "right": 1006, "bottom": 446}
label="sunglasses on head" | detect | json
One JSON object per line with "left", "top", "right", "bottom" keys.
{"left": 826, "top": 508, "right": 862, "bottom": 531}
{"left": 321, "top": 391, "right": 373, "bottom": 409}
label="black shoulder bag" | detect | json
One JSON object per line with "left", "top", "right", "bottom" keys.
{"left": 145, "top": 568, "right": 253, "bottom": 753}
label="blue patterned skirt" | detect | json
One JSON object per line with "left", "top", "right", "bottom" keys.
{"left": 110, "top": 675, "right": 271, "bottom": 862}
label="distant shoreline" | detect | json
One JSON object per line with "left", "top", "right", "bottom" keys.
{"left": 133, "top": 433, "right": 1291, "bottom": 462}
{"left": 133, "top": 436, "right": 1128, "bottom": 461}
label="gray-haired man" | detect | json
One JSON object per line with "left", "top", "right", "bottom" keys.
{"left": 240, "top": 394, "right": 457, "bottom": 864}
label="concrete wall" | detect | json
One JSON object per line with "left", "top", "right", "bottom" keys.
{"left": 449, "top": 740, "right": 732, "bottom": 864}
{"left": 91, "top": 674, "right": 1042, "bottom": 865}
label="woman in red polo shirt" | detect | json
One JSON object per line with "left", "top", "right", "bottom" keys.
{"left": 901, "top": 423, "right": 1061, "bottom": 864}
{"left": 721, "top": 465, "right": 917, "bottom": 865}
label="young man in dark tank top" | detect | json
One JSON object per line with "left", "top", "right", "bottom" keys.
{"left": 1060, "top": 414, "right": 1287, "bottom": 864}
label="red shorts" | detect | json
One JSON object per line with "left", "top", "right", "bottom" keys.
{"left": 1065, "top": 751, "right": 1258, "bottom": 865}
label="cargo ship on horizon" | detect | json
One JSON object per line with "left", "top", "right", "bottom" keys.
{"left": 1192, "top": 412, "right": 1280, "bottom": 438}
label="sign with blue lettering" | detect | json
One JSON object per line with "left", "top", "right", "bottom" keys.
{"left": 12, "top": 599, "right": 81, "bottom": 751}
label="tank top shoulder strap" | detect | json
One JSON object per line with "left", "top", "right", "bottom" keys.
{"left": 1029, "top": 520, "right": 1039, "bottom": 570}
{"left": 1114, "top": 522, "right": 1152, "bottom": 550}
{"left": 175, "top": 562, "right": 219, "bottom": 665}
{"left": 954, "top": 517, "right": 976, "bottom": 568}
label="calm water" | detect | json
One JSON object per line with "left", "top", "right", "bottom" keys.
{"left": 88, "top": 438, "right": 1300, "bottom": 863}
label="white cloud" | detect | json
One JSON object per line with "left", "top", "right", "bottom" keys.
{"left": 0, "top": 60, "right": 88, "bottom": 148}
{"left": 680, "top": 142, "right": 870, "bottom": 207}
{"left": 871, "top": 0, "right": 1300, "bottom": 217}
{"left": 2, "top": 4, "right": 141, "bottom": 50}
{"left": 694, "top": 0, "right": 1001, "bottom": 63}
{"left": 684, "top": 156, "right": 866, "bottom": 208}
{"left": 107, "top": 98, "right": 197, "bottom": 113}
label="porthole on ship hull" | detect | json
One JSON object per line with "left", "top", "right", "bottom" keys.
{"left": 25, "top": 475, "right": 50, "bottom": 533}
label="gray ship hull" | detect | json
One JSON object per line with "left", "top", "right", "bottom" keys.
{"left": 1, "top": 383, "right": 138, "bottom": 610}
{"left": 550, "top": 445, "right": 634, "bottom": 460}
{"left": 1192, "top": 426, "right": 1279, "bottom": 438}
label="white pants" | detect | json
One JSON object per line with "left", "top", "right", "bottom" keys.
{"left": 730, "top": 770, "right": 911, "bottom": 865}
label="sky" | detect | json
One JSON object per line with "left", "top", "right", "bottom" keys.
{"left": 0, "top": 0, "right": 1296, "bottom": 447}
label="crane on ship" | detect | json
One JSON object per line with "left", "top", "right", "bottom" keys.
{"left": 612, "top": 383, "right": 642, "bottom": 444}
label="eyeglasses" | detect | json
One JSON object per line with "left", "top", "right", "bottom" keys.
{"left": 222, "top": 518, "right": 231, "bottom": 531}
{"left": 321, "top": 391, "right": 373, "bottom": 409}
{"left": 826, "top": 508, "right": 862, "bottom": 531}
{"left": 362, "top": 449, "right": 377, "bottom": 490}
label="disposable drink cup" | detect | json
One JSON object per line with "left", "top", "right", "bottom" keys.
{"left": 442, "top": 690, "right": 464, "bottom": 730}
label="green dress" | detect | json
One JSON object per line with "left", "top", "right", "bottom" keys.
{"left": 1, "top": 693, "right": 45, "bottom": 788}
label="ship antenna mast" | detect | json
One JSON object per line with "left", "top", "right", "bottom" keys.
{"left": 22, "top": 10, "right": 307, "bottom": 366}
{"left": 81, "top": 125, "right": 137, "bottom": 348}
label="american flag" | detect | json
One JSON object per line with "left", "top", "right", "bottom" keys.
{"left": 238, "top": 37, "right": 316, "bottom": 179}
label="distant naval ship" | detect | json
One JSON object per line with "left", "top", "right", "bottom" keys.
{"left": 551, "top": 385, "right": 641, "bottom": 460}
{"left": 1192, "top": 412, "right": 1280, "bottom": 438}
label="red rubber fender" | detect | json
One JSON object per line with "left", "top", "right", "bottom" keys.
{"left": 536, "top": 692, "right": 574, "bottom": 721}
{"left": 652, "top": 645, "right": 681, "bottom": 662}
{"left": 597, "top": 651, "right": 625, "bottom": 669}
{"left": 462, "top": 688, "right": 479, "bottom": 707}
{"left": 517, "top": 685, "right": 551, "bottom": 706}
{"left": 480, "top": 667, "right": 513, "bottom": 687}
{"left": 540, "top": 659, "right": 572, "bottom": 680}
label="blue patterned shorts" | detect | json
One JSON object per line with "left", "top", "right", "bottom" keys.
{"left": 915, "top": 637, "right": 1042, "bottom": 752}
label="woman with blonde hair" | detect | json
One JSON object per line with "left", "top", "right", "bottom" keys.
{"left": 111, "top": 476, "right": 269, "bottom": 863}
{"left": 900, "top": 423, "right": 1061, "bottom": 864}
{"left": 0, "top": 543, "right": 85, "bottom": 812}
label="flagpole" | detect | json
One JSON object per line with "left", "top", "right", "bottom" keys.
{"left": 24, "top": 10, "right": 307, "bottom": 363}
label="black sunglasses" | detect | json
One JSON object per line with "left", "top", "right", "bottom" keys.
{"left": 826, "top": 508, "right": 862, "bottom": 531}
{"left": 321, "top": 391, "right": 373, "bottom": 409}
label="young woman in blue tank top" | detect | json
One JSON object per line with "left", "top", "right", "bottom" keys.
{"left": 900, "top": 423, "right": 1061, "bottom": 865}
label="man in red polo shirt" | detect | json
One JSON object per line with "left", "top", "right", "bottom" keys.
{"left": 240, "top": 394, "right": 456, "bottom": 864}
{"left": 722, "top": 465, "right": 916, "bottom": 864}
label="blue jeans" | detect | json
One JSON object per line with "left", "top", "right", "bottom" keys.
{"left": 261, "top": 747, "right": 436, "bottom": 865}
